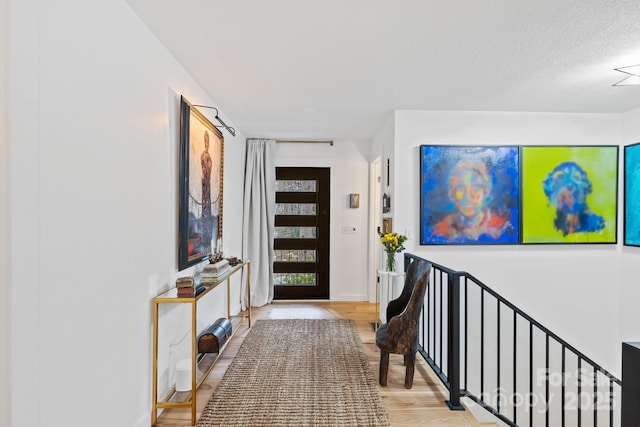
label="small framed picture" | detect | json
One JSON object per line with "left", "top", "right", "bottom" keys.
{"left": 349, "top": 193, "right": 360, "bottom": 208}
{"left": 382, "top": 217, "right": 393, "bottom": 234}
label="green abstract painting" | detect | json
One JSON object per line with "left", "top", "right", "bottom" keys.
{"left": 521, "top": 146, "right": 618, "bottom": 244}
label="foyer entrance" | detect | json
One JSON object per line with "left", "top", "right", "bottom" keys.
{"left": 273, "top": 167, "right": 330, "bottom": 299}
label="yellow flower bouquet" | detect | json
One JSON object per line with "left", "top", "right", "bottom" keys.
{"left": 378, "top": 231, "right": 407, "bottom": 271}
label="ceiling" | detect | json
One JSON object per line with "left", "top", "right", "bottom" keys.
{"left": 126, "top": 0, "right": 640, "bottom": 141}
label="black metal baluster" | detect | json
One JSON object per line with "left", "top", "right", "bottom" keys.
{"left": 545, "top": 334, "right": 549, "bottom": 427}
{"left": 609, "top": 377, "right": 613, "bottom": 427}
{"left": 439, "top": 270, "right": 443, "bottom": 369}
{"left": 481, "top": 289, "right": 485, "bottom": 401}
{"left": 420, "top": 308, "right": 425, "bottom": 352}
{"left": 562, "top": 346, "right": 565, "bottom": 427}
{"left": 513, "top": 310, "right": 517, "bottom": 426}
{"left": 464, "top": 277, "right": 468, "bottom": 392}
{"left": 436, "top": 270, "right": 439, "bottom": 360}
{"left": 594, "top": 367, "right": 598, "bottom": 427}
{"left": 427, "top": 267, "right": 431, "bottom": 356}
{"left": 529, "top": 322, "right": 533, "bottom": 427}
{"left": 578, "top": 357, "right": 582, "bottom": 427}
{"left": 497, "top": 299, "right": 501, "bottom": 415}
{"left": 446, "top": 273, "right": 462, "bottom": 410}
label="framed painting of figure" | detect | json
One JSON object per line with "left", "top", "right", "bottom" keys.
{"left": 419, "top": 145, "right": 520, "bottom": 245}
{"left": 521, "top": 146, "right": 618, "bottom": 244}
{"left": 624, "top": 143, "right": 640, "bottom": 247}
{"left": 178, "top": 95, "right": 225, "bottom": 271}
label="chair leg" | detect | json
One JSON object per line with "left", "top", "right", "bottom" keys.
{"left": 379, "top": 350, "right": 389, "bottom": 386}
{"left": 404, "top": 353, "right": 416, "bottom": 389}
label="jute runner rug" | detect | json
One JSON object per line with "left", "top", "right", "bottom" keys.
{"left": 196, "top": 318, "right": 391, "bottom": 426}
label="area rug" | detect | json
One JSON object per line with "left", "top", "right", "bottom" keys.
{"left": 196, "top": 318, "right": 391, "bottom": 426}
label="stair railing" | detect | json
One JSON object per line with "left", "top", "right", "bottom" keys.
{"left": 404, "top": 253, "right": 622, "bottom": 427}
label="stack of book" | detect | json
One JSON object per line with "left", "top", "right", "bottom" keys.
{"left": 175, "top": 275, "right": 205, "bottom": 297}
{"left": 201, "top": 259, "right": 230, "bottom": 284}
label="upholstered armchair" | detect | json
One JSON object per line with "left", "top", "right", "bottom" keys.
{"left": 375, "top": 258, "right": 431, "bottom": 388}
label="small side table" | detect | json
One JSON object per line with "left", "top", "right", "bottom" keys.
{"left": 375, "top": 270, "right": 406, "bottom": 329}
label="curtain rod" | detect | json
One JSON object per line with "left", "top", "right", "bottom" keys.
{"left": 276, "top": 139, "right": 334, "bottom": 146}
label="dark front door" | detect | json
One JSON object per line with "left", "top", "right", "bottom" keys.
{"left": 274, "top": 167, "right": 330, "bottom": 299}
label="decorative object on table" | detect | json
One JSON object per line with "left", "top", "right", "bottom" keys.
{"left": 378, "top": 230, "right": 407, "bottom": 272}
{"left": 624, "top": 143, "right": 640, "bottom": 246}
{"left": 521, "top": 145, "right": 618, "bottom": 244}
{"left": 177, "top": 284, "right": 206, "bottom": 298}
{"left": 420, "top": 145, "right": 520, "bottom": 245}
{"left": 201, "top": 259, "right": 230, "bottom": 284}
{"left": 209, "top": 250, "right": 224, "bottom": 264}
{"left": 197, "top": 319, "right": 229, "bottom": 353}
{"left": 175, "top": 276, "right": 195, "bottom": 288}
{"left": 176, "top": 274, "right": 201, "bottom": 289}
{"left": 178, "top": 95, "right": 224, "bottom": 271}
{"left": 209, "top": 258, "right": 229, "bottom": 271}
{"left": 175, "top": 274, "right": 202, "bottom": 296}
{"left": 175, "top": 358, "right": 192, "bottom": 392}
{"left": 212, "top": 317, "right": 233, "bottom": 340}
{"left": 226, "top": 256, "right": 242, "bottom": 266}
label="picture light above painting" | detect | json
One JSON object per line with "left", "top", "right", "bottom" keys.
{"left": 419, "top": 145, "right": 619, "bottom": 246}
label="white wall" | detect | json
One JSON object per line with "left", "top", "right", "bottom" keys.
{"left": 275, "top": 140, "right": 370, "bottom": 301}
{"left": 368, "top": 115, "right": 394, "bottom": 302}
{"left": 389, "top": 110, "right": 623, "bottom": 374}
{"left": 1, "top": 0, "right": 11, "bottom": 425}
{"left": 8, "top": 1, "right": 245, "bottom": 426}
{"left": 10, "top": 1, "right": 41, "bottom": 425}
{"left": 619, "top": 107, "right": 640, "bottom": 346}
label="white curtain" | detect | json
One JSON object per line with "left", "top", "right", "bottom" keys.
{"left": 241, "top": 138, "right": 276, "bottom": 309}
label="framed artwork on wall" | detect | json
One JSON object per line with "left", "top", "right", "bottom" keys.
{"left": 624, "top": 143, "right": 640, "bottom": 247}
{"left": 382, "top": 217, "right": 393, "bottom": 234}
{"left": 349, "top": 193, "right": 360, "bottom": 209}
{"left": 178, "top": 96, "right": 225, "bottom": 271}
{"left": 382, "top": 193, "right": 391, "bottom": 213}
{"left": 521, "top": 145, "right": 618, "bottom": 244}
{"left": 419, "top": 145, "right": 520, "bottom": 245}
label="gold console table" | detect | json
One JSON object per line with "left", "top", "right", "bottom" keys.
{"left": 151, "top": 261, "right": 250, "bottom": 426}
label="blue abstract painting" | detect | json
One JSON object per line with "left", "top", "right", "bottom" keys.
{"left": 625, "top": 143, "right": 640, "bottom": 246}
{"left": 420, "top": 146, "right": 520, "bottom": 245}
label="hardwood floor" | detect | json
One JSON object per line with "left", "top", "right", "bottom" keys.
{"left": 155, "top": 301, "right": 483, "bottom": 426}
